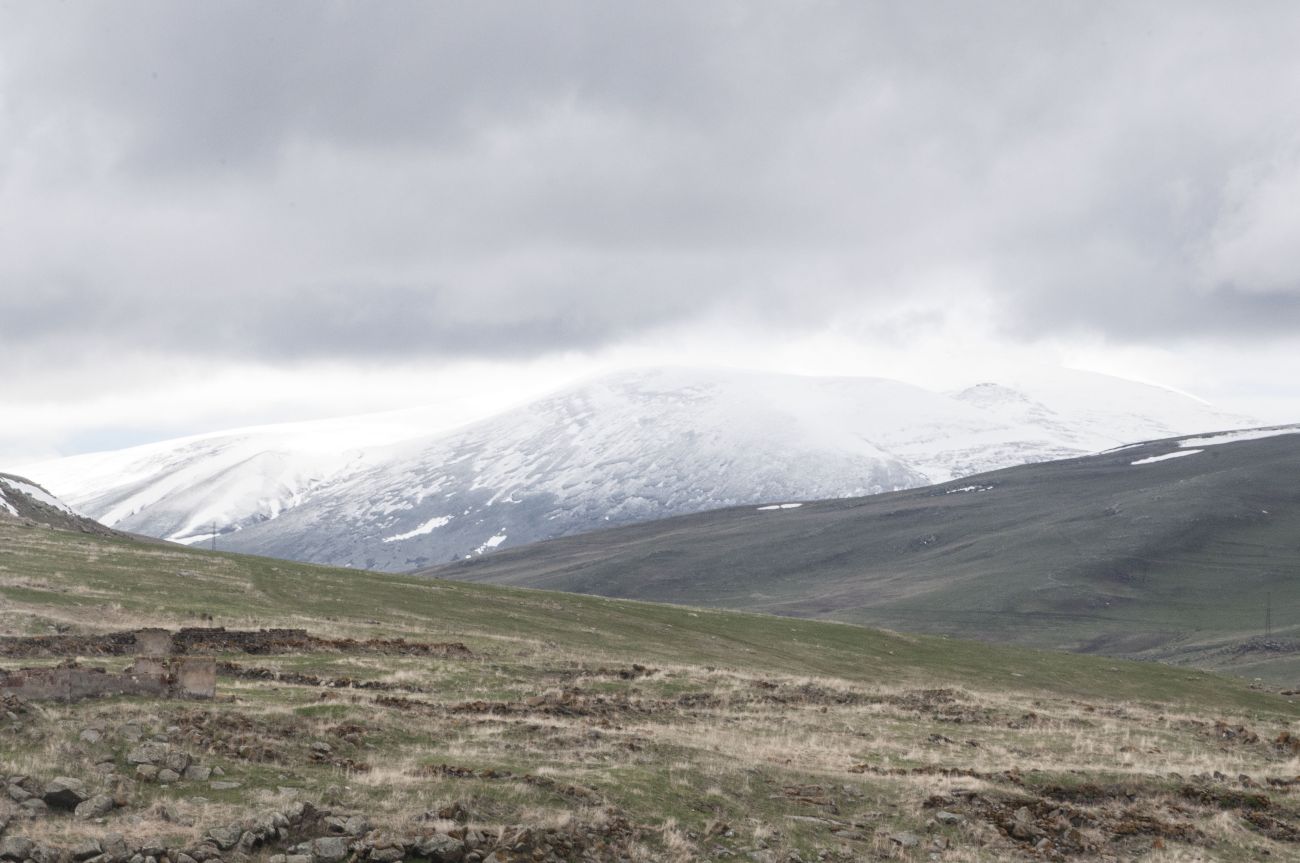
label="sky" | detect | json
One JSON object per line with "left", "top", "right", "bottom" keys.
{"left": 3, "top": 1, "right": 1300, "bottom": 466}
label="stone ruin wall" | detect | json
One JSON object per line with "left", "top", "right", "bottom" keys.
{"left": 0, "top": 628, "right": 216, "bottom": 702}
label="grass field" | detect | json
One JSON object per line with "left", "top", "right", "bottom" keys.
{"left": 3, "top": 521, "right": 1300, "bottom": 861}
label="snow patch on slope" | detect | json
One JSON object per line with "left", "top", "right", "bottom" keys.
{"left": 1178, "top": 426, "right": 1300, "bottom": 448}
{"left": 382, "top": 515, "right": 453, "bottom": 543}
{"left": 1132, "top": 450, "right": 1203, "bottom": 466}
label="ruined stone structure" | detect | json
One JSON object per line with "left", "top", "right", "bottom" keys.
{"left": 0, "top": 628, "right": 216, "bottom": 702}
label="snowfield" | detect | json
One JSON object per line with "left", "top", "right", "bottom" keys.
{"left": 15, "top": 367, "right": 1256, "bottom": 571}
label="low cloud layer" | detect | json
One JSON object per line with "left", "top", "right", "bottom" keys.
{"left": 2, "top": 2, "right": 1300, "bottom": 466}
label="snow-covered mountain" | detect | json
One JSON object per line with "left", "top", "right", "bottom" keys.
{"left": 17, "top": 367, "right": 1252, "bottom": 571}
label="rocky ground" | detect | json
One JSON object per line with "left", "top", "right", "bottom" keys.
{"left": 4, "top": 644, "right": 1300, "bottom": 862}
{"left": 2, "top": 522, "right": 1300, "bottom": 861}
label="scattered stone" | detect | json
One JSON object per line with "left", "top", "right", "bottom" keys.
{"left": 935, "top": 810, "right": 965, "bottom": 825}
{"left": 206, "top": 827, "right": 242, "bottom": 851}
{"left": 0, "top": 838, "right": 35, "bottom": 861}
{"left": 1008, "top": 806, "right": 1041, "bottom": 840}
{"left": 414, "top": 835, "right": 465, "bottom": 862}
{"left": 184, "top": 765, "right": 212, "bottom": 782}
{"left": 19, "top": 798, "right": 49, "bottom": 816}
{"left": 889, "top": 832, "right": 920, "bottom": 848}
{"left": 43, "top": 776, "right": 89, "bottom": 809}
{"left": 75, "top": 795, "right": 116, "bottom": 819}
{"left": 70, "top": 840, "right": 102, "bottom": 861}
{"left": 210, "top": 781, "right": 242, "bottom": 791}
{"left": 311, "top": 836, "right": 349, "bottom": 863}
{"left": 127, "top": 743, "right": 169, "bottom": 766}
{"left": 157, "top": 769, "right": 181, "bottom": 785}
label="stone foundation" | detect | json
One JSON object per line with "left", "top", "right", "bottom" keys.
{"left": 0, "top": 657, "right": 216, "bottom": 701}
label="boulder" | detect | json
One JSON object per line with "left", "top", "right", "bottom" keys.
{"left": 75, "top": 795, "right": 116, "bottom": 819}
{"left": 183, "top": 766, "right": 212, "bottom": 782}
{"left": 342, "top": 816, "right": 370, "bottom": 837}
{"left": 30, "top": 843, "right": 61, "bottom": 863}
{"left": 20, "top": 798, "right": 49, "bottom": 816}
{"left": 311, "top": 837, "right": 349, "bottom": 863}
{"left": 414, "top": 835, "right": 464, "bottom": 863}
{"left": 43, "top": 777, "right": 89, "bottom": 810}
{"left": 207, "top": 827, "right": 243, "bottom": 851}
{"left": 0, "top": 838, "right": 35, "bottom": 861}
{"left": 157, "top": 769, "right": 181, "bottom": 785}
{"left": 71, "top": 840, "right": 103, "bottom": 861}
{"left": 127, "top": 744, "right": 169, "bottom": 766}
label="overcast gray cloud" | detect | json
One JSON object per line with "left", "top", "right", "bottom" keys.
{"left": 2, "top": 0, "right": 1300, "bottom": 369}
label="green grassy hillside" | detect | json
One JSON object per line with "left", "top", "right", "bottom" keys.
{"left": 426, "top": 428, "right": 1300, "bottom": 681}
{"left": 3, "top": 521, "right": 1300, "bottom": 861}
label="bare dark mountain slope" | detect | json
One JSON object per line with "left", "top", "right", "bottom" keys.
{"left": 422, "top": 426, "right": 1300, "bottom": 679}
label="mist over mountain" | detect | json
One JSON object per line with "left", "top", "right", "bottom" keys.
{"left": 21, "top": 367, "right": 1249, "bottom": 571}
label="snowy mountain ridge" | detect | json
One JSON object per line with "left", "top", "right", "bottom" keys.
{"left": 17, "top": 366, "right": 1253, "bottom": 571}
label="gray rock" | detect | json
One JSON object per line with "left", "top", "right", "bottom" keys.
{"left": 414, "top": 835, "right": 464, "bottom": 863}
{"left": 71, "top": 840, "right": 103, "bottom": 861}
{"left": 127, "top": 743, "right": 169, "bottom": 766}
{"left": 343, "top": 815, "right": 370, "bottom": 836}
{"left": 43, "top": 776, "right": 89, "bottom": 809}
{"left": 207, "top": 827, "right": 243, "bottom": 851}
{"left": 102, "top": 834, "right": 129, "bottom": 860}
{"left": 136, "top": 765, "right": 160, "bottom": 781}
{"left": 80, "top": 728, "right": 104, "bottom": 744}
{"left": 5, "top": 784, "right": 31, "bottom": 803}
{"left": 209, "top": 781, "right": 242, "bottom": 791}
{"left": 1009, "top": 806, "right": 1041, "bottom": 840}
{"left": 20, "top": 798, "right": 49, "bottom": 816}
{"left": 157, "top": 769, "right": 181, "bottom": 785}
{"left": 31, "top": 843, "right": 61, "bottom": 863}
{"left": 286, "top": 856, "right": 313, "bottom": 863}
{"left": 935, "top": 810, "right": 965, "bottom": 825}
{"left": 161, "top": 751, "right": 192, "bottom": 774}
{"left": 75, "top": 794, "right": 116, "bottom": 819}
{"left": 311, "top": 837, "right": 349, "bottom": 863}
{"left": 889, "top": 832, "right": 920, "bottom": 848}
{"left": 0, "top": 838, "right": 35, "bottom": 861}
{"left": 183, "top": 766, "right": 212, "bottom": 782}
{"left": 118, "top": 724, "right": 145, "bottom": 742}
